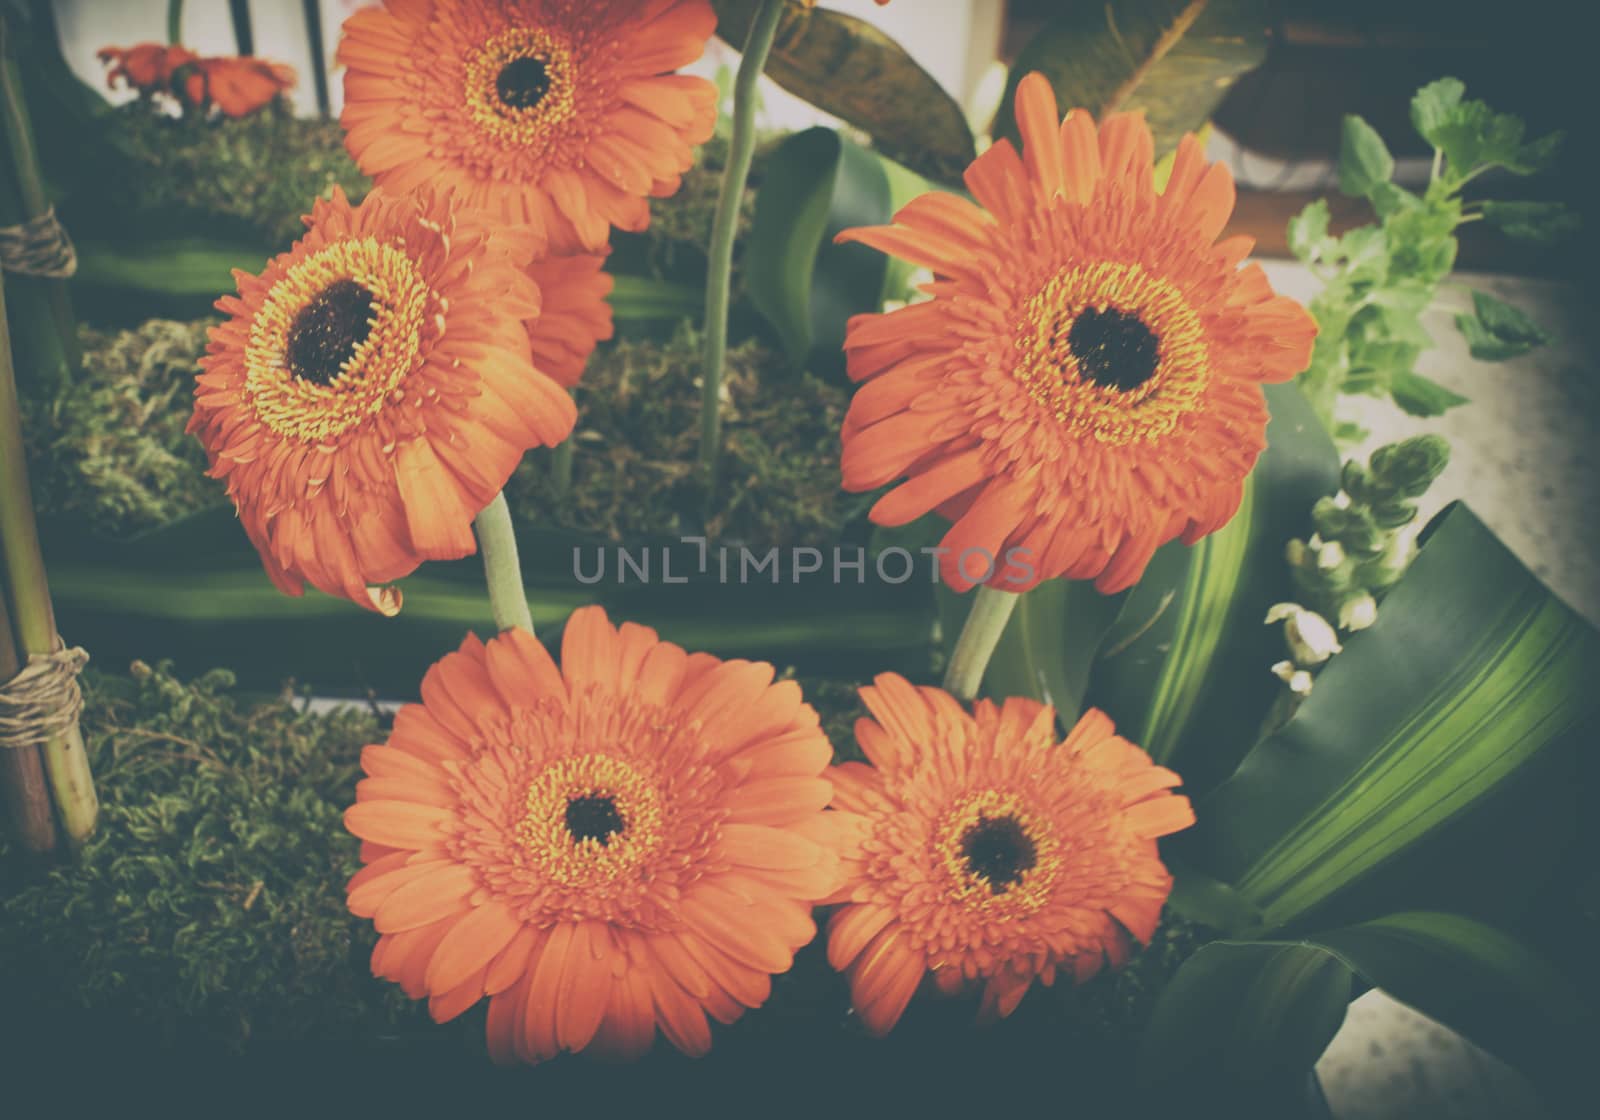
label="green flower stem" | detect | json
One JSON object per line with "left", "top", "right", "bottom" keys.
{"left": 0, "top": 15, "right": 78, "bottom": 383}
{"left": 473, "top": 491, "right": 533, "bottom": 635}
{"left": 167, "top": 0, "right": 185, "bottom": 45}
{"left": 0, "top": 277, "right": 97, "bottom": 845}
{"left": 0, "top": 588, "right": 57, "bottom": 854}
{"left": 699, "top": 0, "right": 784, "bottom": 477}
{"left": 551, "top": 436, "right": 574, "bottom": 499}
{"left": 942, "top": 585, "right": 1021, "bottom": 702}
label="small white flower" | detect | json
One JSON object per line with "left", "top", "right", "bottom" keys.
{"left": 1267, "top": 602, "right": 1343, "bottom": 666}
{"left": 1317, "top": 540, "right": 1346, "bottom": 570}
{"left": 1339, "top": 592, "right": 1378, "bottom": 632}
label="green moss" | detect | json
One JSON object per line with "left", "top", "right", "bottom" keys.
{"left": 25, "top": 319, "right": 222, "bottom": 535}
{"left": 101, "top": 99, "right": 368, "bottom": 248}
{"left": 509, "top": 326, "right": 853, "bottom": 547}
{"left": 0, "top": 661, "right": 425, "bottom": 1048}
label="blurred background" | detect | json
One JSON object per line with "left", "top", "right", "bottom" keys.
{"left": 33, "top": 2, "right": 1600, "bottom": 1116}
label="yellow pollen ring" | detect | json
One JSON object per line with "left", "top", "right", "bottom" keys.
{"left": 934, "top": 790, "right": 1058, "bottom": 917}
{"left": 465, "top": 27, "right": 578, "bottom": 147}
{"left": 1013, "top": 260, "right": 1210, "bottom": 446}
{"left": 517, "top": 754, "right": 665, "bottom": 888}
{"left": 243, "top": 238, "right": 431, "bottom": 443}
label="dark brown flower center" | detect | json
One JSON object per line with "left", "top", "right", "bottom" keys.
{"left": 565, "top": 793, "right": 624, "bottom": 845}
{"left": 285, "top": 279, "right": 375, "bottom": 385}
{"left": 1069, "top": 306, "right": 1161, "bottom": 392}
{"left": 496, "top": 56, "right": 552, "bottom": 111}
{"left": 961, "top": 814, "right": 1037, "bottom": 894}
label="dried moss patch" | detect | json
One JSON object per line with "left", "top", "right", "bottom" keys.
{"left": 25, "top": 319, "right": 222, "bottom": 535}
{"left": 509, "top": 326, "right": 856, "bottom": 547}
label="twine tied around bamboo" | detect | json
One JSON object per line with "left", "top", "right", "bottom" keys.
{"left": 0, "top": 640, "right": 88, "bottom": 751}
{"left": 0, "top": 207, "right": 77, "bottom": 278}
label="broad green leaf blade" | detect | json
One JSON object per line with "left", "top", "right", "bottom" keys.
{"left": 1138, "top": 939, "right": 1350, "bottom": 1107}
{"left": 745, "top": 128, "right": 896, "bottom": 378}
{"left": 1084, "top": 381, "right": 1341, "bottom": 789}
{"left": 1143, "top": 910, "right": 1588, "bottom": 1104}
{"left": 996, "top": 0, "right": 1269, "bottom": 157}
{"left": 711, "top": 1, "right": 976, "bottom": 184}
{"left": 1310, "top": 911, "right": 1588, "bottom": 1095}
{"left": 606, "top": 275, "right": 703, "bottom": 321}
{"left": 1189, "top": 503, "right": 1600, "bottom": 934}
{"left": 40, "top": 511, "right": 934, "bottom": 696}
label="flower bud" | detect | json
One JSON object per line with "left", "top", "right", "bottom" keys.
{"left": 1317, "top": 540, "right": 1346, "bottom": 570}
{"left": 1338, "top": 591, "right": 1378, "bottom": 631}
{"left": 1267, "top": 602, "right": 1343, "bottom": 666}
{"left": 1371, "top": 435, "right": 1450, "bottom": 499}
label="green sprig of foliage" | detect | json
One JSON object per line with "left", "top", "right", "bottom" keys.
{"left": 1290, "top": 78, "right": 1570, "bottom": 441}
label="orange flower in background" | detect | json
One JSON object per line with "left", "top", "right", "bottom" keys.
{"left": 182, "top": 56, "right": 297, "bottom": 117}
{"left": 189, "top": 186, "right": 575, "bottom": 614}
{"left": 338, "top": 0, "right": 719, "bottom": 255}
{"left": 525, "top": 251, "right": 615, "bottom": 387}
{"left": 98, "top": 43, "right": 197, "bottom": 92}
{"left": 822, "top": 675, "right": 1193, "bottom": 1034}
{"left": 344, "top": 608, "right": 841, "bottom": 1063}
{"left": 837, "top": 73, "right": 1318, "bottom": 595}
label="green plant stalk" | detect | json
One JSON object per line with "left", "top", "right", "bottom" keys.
{"left": 0, "top": 586, "right": 57, "bottom": 854}
{"left": 943, "top": 585, "right": 1021, "bottom": 702}
{"left": 551, "top": 437, "right": 574, "bottom": 499}
{"left": 699, "top": 0, "right": 784, "bottom": 477}
{"left": 473, "top": 491, "right": 533, "bottom": 635}
{"left": 167, "top": 0, "right": 185, "bottom": 45}
{"left": 0, "top": 278, "right": 97, "bottom": 844}
{"left": 0, "top": 14, "right": 78, "bottom": 378}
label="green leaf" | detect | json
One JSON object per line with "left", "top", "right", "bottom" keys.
{"left": 995, "top": 0, "right": 1269, "bottom": 158}
{"left": 1285, "top": 199, "right": 1332, "bottom": 263}
{"left": 40, "top": 511, "right": 936, "bottom": 696}
{"left": 1480, "top": 200, "right": 1581, "bottom": 245}
{"left": 1390, "top": 369, "right": 1469, "bottom": 416}
{"left": 1309, "top": 911, "right": 1588, "bottom": 1092}
{"left": 1138, "top": 939, "right": 1350, "bottom": 1107}
{"left": 607, "top": 275, "right": 704, "bottom": 322}
{"left": 1456, "top": 289, "right": 1549, "bottom": 361}
{"left": 744, "top": 127, "right": 902, "bottom": 377}
{"left": 1082, "top": 381, "right": 1341, "bottom": 790}
{"left": 1409, "top": 77, "right": 1467, "bottom": 141}
{"left": 1337, "top": 115, "right": 1394, "bottom": 198}
{"left": 1410, "top": 76, "right": 1563, "bottom": 179}
{"left": 1143, "top": 911, "right": 1589, "bottom": 1103}
{"left": 710, "top": 1, "right": 975, "bottom": 184}
{"left": 1189, "top": 503, "right": 1600, "bottom": 934}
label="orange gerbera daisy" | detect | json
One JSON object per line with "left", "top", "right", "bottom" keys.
{"left": 338, "top": 0, "right": 718, "bottom": 255}
{"left": 181, "top": 55, "right": 297, "bottom": 117}
{"left": 344, "top": 607, "right": 841, "bottom": 1063}
{"left": 526, "top": 250, "right": 615, "bottom": 387}
{"left": 823, "top": 674, "right": 1193, "bottom": 1034}
{"left": 837, "top": 73, "right": 1317, "bottom": 594}
{"left": 189, "top": 186, "right": 575, "bottom": 614}
{"left": 97, "top": 43, "right": 197, "bottom": 93}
